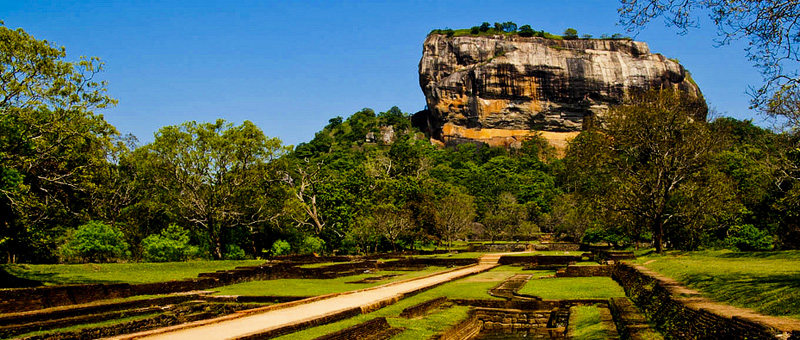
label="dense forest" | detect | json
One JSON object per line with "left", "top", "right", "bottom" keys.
{"left": 1, "top": 23, "right": 799, "bottom": 264}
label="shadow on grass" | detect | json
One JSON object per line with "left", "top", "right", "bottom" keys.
{"left": 714, "top": 250, "right": 800, "bottom": 260}
{"left": 682, "top": 272, "right": 800, "bottom": 317}
{"left": 1, "top": 265, "right": 121, "bottom": 286}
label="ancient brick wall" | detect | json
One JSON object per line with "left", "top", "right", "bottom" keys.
{"left": 556, "top": 265, "right": 611, "bottom": 277}
{"left": 612, "top": 263, "right": 796, "bottom": 340}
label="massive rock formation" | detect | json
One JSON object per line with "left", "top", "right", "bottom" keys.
{"left": 417, "top": 33, "right": 704, "bottom": 148}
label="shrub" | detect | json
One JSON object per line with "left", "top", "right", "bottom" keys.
{"left": 298, "top": 236, "right": 325, "bottom": 255}
{"left": 223, "top": 244, "right": 247, "bottom": 260}
{"left": 563, "top": 28, "right": 578, "bottom": 39}
{"left": 519, "top": 25, "right": 534, "bottom": 37}
{"left": 142, "top": 224, "right": 198, "bottom": 262}
{"left": 270, "top": 239, "right": 291, "bottom": 256}
{"left": 60, "top": 221, "right": 129, "bottom": 263}
{"left": 726, "top": 224, "right": 774, "bottom": 251}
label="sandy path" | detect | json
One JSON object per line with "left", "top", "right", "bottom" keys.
{"left": 115, "top": 253, "right": 516, "bottom": 340}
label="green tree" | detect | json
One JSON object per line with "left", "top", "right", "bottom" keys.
{"left": 434, "top": 188, "right": 476, "bottom": 249}
{"left": 0, "top": 24, "right": 118, "bottom": 263}
{"left": 482, "top": 192, "right": 525, "bottom": 242}
{"left": 563, "top": 28, "right": 578, "bottom": 39}
{"left": 141, "top": 224, "right": 198, "bottom": 262}
{"left": 567, "top": 90, "right": 733, "bottom": 252}
{"left": 59, "top": 221, "right": 129, "bottom": 263}
{"left": 132, "top": 119, "right": 286, "bottom": 259}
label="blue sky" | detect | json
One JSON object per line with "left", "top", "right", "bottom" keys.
{"left": 3, "top": 1, "right": 762, "bottom": 147}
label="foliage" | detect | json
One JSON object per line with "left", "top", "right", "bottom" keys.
{"left": 59, "top": 221, "right": 129, "bottom": 263}
{"left": 298, "top": 235, "right": 325, "bottom": 255}
{"left": 127, "top": 119, "right": 286, "bottom": 259}
{"left": 726, "top": 224, "right": 774, "bottom": 251}
{"left": 141, "top": 224, "right": 198, "bottom": 262}
{"left": 0, "top": 24, "right": 118, "bottom": 263}
{"left": 270, "top": 239, "right": 291, "bottom": 256}
{"left": 223, "top": 244, "right": 247, "bottom": 260}
{"left": 618, "top": 0, "right": 800, "bottom": 126}
{"left": 433, "top": 188, "right": 476, "bottom": 249}
{"left": 563, "top": 28, "right": 578, "bottom": 39}
{"left": 563, "top": 89, "right": 734, "bottom": 252}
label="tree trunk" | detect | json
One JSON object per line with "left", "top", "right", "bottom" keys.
{"left": 654, "top": 220, "right": 664, "bottom": 253}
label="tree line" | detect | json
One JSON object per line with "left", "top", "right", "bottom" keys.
{"left": 1, "top": 21, "right": 798, "bottom": 263}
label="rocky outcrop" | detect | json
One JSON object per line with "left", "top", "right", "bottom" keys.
{"left": 417, "top": 33, "right": 704, "bottom": 147}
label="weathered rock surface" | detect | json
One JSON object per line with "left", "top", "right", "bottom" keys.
{"left": 417, "top": 33, "right": 704, "bottom": 147}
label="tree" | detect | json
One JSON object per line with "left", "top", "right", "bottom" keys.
{"left": 563, "top": 28, "right": 578, "bottom": 39}
{"left": 519, "top": 25, "right": 535, "bottom": 37}
{"left": 132, "top": 119, "right": 285, "bottom": 259}
{"left": 371, "top": 204, "right": 414, "bottom": 251}
{"left": 618, "top": 0, "right": 800, "bottom": 126}
{"left": 434, "top": 189, "right": 476, "bottom": 249}
{"left": 567, "top": 90, "right": 733, "bottom": 252}
{"left": 59, "top": 221, "right": 129, "bottom": 263}
{"left": 0, "top": 24, "right": 117, "bottom": 263}
{"left": 479, "top": 22, "right": 491, "bottom": 32}
{"left": 482, "top": 192, "right": 525, "bottom": 242}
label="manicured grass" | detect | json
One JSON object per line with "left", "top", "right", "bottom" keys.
{"left": 411, "top": 252, "right": 485, "bottom": 259}
{"left": 212, "top": 267, "right": 447, "bottom": 296}
{"left": 274, "top": 265, "right": 532, "bottom": 339}
{"left": 568, "top": 306, "right": 607, "bottom": 339}
{"left": 297, "top": 262, "right": 337, "bottom": 268}
{"left": 503, "top": 250, "right": 582, "bottom": 256}
{"left": 573, "top": 261, "right": 601, "bottom": 266}
{"left": 518, "top": 277, "right": 626, "bottom": 300}
{"left": 2, "top": 260, "right": 265, "bottom": 285}
{"left": 635, "top": 250, "right": 800, "bottom": 318}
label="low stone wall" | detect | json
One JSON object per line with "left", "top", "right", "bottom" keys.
{"left": 535, "top": 243, "right": 581, "bottom": 251}
{"left": 477, "top": 307, "right": 552, "bottom": 330}
{"left": 400, "top": 297, "right": 447, "bottom": 318}
{"left": 467, "top": 243, "right": 532, "bottom": 252}
{"left": 556, "top": 265, "right": 611, "bottom": 277}
{"left": 612, "top": 263, "right": 799, "bottom": 340}
{"left": 498, "top": 255, "right": 581, "bottom": 266}
{"left": 608, "top": 297, "right": 658, "bottom": 340}
{"left": 0, "top": 293, "right": 201, "bottom": 327}
{"left": 431, "top": 310, "right": 482, "bottom": 340}
{"left": 313, "top": 317, "right": 400, "bottom": 340}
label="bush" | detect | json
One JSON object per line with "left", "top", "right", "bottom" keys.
{"left": 563, "top": 28, "right": 578, "bottom": 39}
{"left": 298, "top": 236, "right": 325, "bottom": 255}
{"left": 59, "top": 221, "right": 129, "bottom": 263}
{"left": 270, "top": 239, "right": 291, "bottom": 256}
{"left": 726, "top": 224, "right": 774, "bottom": 251}
{"left": 223, "top": 244, "right": 247, "bottom": 260}
{"left": 142, "top": 224, "right": 198, "bottom": 262}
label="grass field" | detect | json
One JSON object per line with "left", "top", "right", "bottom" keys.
{"left": 634, "top": 250, "right": 800, "bottom": 318}
{"left": 518, "top": 277, "right": 626, "bottom": 300}
{"left": 568, "top": 305, "right": 607, "bottom": 339}
{"left": 212, "top": 267, "right": 447, "bottom": 296}
{"left": 3, "top": 260, "right": 265, "bottom": 285}
{"left": 273, "top": 265, "right": 535, "bottom": 339}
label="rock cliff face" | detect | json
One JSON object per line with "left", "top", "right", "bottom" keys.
{"left": 417, "top": 34, "right": 704, "bottom": 147}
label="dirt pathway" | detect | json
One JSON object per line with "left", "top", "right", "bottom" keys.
{"left": 112, "top": 253, "right": 517, "bottom": 340}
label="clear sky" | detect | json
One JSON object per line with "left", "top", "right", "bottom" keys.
{"left": 2, "top": 0, "right": 763, "bottom": 147}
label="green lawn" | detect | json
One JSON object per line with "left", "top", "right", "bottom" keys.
{"left": 634, "top": 250, "right": 800, "bottom": 318}
{"left": 212, "top": 267, "right": 447, "bottom": 296}
{"left": 2, "top": 260, "right": 265, "bottom": 285}
{"left": 273, "top": 265, "right": 532, "bottom": 339}
{"left": 410, "top": 252, "right": 486, "bottom": 259}
{"left": 502, "top": 251, "right": 582, "bottom": 256}
{"left": 518, "top": 277, "right": 626, "bottom": 300}
{"left": 568, "top": 305, "right": 608, "bottom": 339}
